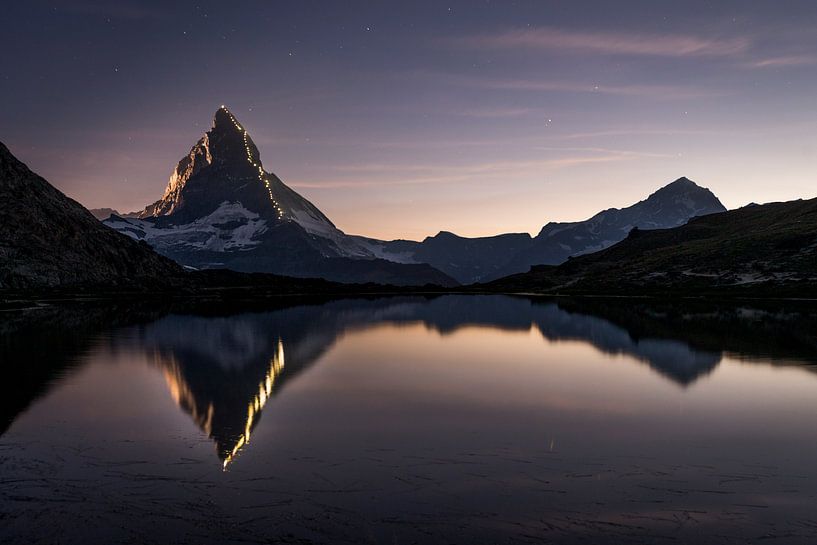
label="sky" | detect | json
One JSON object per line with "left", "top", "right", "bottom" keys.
{"left": 2, "top": 0, "right": 817, "bottom": 240}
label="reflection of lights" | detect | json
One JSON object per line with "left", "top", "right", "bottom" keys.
{"left": 222, "top": 339, "right": 286, "bottom": 470}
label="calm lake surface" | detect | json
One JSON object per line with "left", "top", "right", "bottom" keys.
{"left": 3, "top": 295, "right": 817, "bottom": 544}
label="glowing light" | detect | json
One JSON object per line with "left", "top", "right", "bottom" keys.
{"left": 222, "top": 339, "right": 287, "bottom": 470}
{"left": 219, "top": 116, "right": 286, "bottom": 221}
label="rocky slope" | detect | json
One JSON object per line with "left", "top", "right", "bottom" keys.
{"left": 0, "top": 141, "right": 183, "bottom": 289}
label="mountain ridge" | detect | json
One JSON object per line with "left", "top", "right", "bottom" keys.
{"left": 0, "top": 141, "right": 183, "bottom": 289}
{"left": 96, "top": 108, "right": 723, "bottom": 286}
{"left": 363, "top": 176, "right": 725, "bottom": 283}
{"left": 482, "top": 196, "right": 817, "bottom": 296}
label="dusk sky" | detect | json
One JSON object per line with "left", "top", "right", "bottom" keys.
{"left": 3, "top": 0, "right": 817, "bottom": 240}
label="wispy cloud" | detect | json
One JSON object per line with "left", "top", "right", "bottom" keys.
{"left": 422, "top": 72, "right": 727, "bottom": 101}
{"left": 477, "top": 78, "right": 725, "bottom": 100}
{"left": 531, "top": 146, "right": 674, "bottom": 159}
{"left": 290, "top": 151, "right": 648, "bottom": 189}
{"left": 744, "top": 55, "right": 817, "bottom": 68}
{"left": 561, "top": 128, "right": 721, "bottom": 140}
{"left": 451, "top": 27, "right": 750, "bottom": 58}
{"left": 452, "top": 107, "right": 537, "bottom": 118}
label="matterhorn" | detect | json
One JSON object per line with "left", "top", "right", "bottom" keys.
{"left": 104, "top": 107, "right": 456, "bottom": 286}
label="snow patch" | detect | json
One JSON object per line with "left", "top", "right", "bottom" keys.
{"left": 105, "top": 201, "right": 268, "bottom": 252}
{"left": 349, "top": 237, "right": 419, "bottom": 264}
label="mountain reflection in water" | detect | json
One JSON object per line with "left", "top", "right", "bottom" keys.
{"left": 4, "top": 295, "right": 817, "bottom": 544}
{"left": 3, "top": 295, "right": 817, "bottom": 467}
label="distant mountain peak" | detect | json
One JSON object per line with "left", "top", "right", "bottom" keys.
{"left": 653, "top": 176, "right": 699, "bottom": 194}
{"left": 645, "top": 177, "right": 723, "bottom": 209}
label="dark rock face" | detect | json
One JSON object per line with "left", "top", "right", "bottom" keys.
{"left": 0, "top": 141, "right": 183, "bottom": 289}
{"left": 138, "top": 107, "right": 288, "bottom": 225}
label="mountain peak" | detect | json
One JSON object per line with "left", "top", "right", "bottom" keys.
{"left": 128, "top": 107, "right": 337, "bottom": 237}
{"left": 213, "top": 105, "right": 245, "bottom": 134}
{"left": 648, "top": 176, "right": 714, "bottom": 201}
{"left": 133, "top": 105, "right": 274, "bottom": 222}
{"left": 640, "top": 177, "right": 726, "bottom": 219}
{"left": 660, "top": 177, "right": 698, "bottom": 192}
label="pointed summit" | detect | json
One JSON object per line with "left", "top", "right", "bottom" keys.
{"left": 126, "top": 105, "right": 341, "bottom": 242}
{"left": 206, "top": 105, "right": 262, "bottom": 169}
{"left": 214, "top": 104, "right": 239, "bottom": 128}
{"left": 656, "top": 176, "right": 697, "bottom": 193}
{"left": 647, "top": 177, "right": 723, "bottom": 213}
{"left": 134, "top": 106, "right": 281, "bottom": 223}
{"left": 211, "top": 106, "right": 256, "bottom": 160}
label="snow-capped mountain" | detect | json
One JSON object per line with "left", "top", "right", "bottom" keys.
{"left": 103, "top": 107, "right": 456, "bottom": 286}
{"left": 132, "top": 106, "right": 342, "bottom": 243}
{"left": 488, "top": 177, "right": 727, "bottom": 281}
{"left": 360, "top": 177, "right": 726, "bottom": 283}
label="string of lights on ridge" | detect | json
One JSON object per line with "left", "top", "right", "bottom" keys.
{"left": 220, "top": 105, "right": 284, "bottom": 221}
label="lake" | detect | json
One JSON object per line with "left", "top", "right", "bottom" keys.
{"left": 3, "top": 295, "right": 817, "bottom": 544}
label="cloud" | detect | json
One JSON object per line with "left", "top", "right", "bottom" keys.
{"left": 561, "top": 128, "right": 719, "bottom": 140}
{"left": 486, "top": 79, "right": 723, "bottom": 99}
{"left": 744, "top": 55, "right": 817, "bottom": 68}
{"left": 453, "top": 107, "right": 537, "bottom": 118}
{"left": 434, "top": 73, "right": 727, "bottom": 100}
{"left": 531, "top": 146, "right": 674, "bottom": 159}
{"left": 453, "top": 27, "right": 750, "bottom": 58}
{"left": 289, "top": 151, "right": 649, "bottom": 189}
